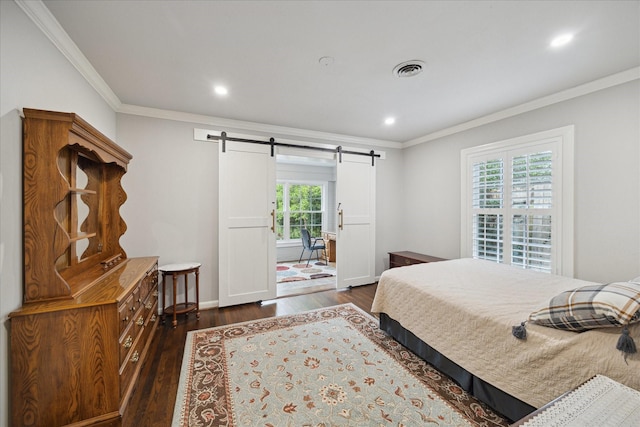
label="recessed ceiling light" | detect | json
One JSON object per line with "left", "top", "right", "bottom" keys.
{"left": 214, "top": 85, "right": 228, "bottom": 96}
{"left": 384, "top": 117, "right": 396, "bottom": 125}
{"left": 550, "top": 33, "right": 574, "bottom": 48}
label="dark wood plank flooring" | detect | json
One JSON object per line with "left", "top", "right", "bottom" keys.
{"left": 122, "top": 283, "right": 378, "bottom": 426}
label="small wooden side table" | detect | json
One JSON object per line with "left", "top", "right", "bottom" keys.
{"left": 160, "top": 262, "right": 201, "bottom": 328}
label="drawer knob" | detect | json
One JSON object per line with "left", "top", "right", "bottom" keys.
{"left": 130, "top": 351, "right": 140, "bottom": 363}
{"left": 145, "top": 301, "right": 153, "bottom": 309}
{"left": 123, "top": 336, "right": 133, "bottom": 348}
{"left": 136, "top": 316, "right": 144, "bottom": 326}
{"left": 122, "top": 316, "right": 129, "bottom": 323}
{"left": 150, "top": 314, "right": 157, "bottom": 323}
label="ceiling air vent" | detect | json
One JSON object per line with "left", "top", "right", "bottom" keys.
{"left": 393, "top": 60, "right": 425, "bottom": 77}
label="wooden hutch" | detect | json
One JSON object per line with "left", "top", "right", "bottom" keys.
{"left": 9, "top": 109, "right": 159, "bottom": 426}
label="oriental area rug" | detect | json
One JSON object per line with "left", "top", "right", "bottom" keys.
{"left": 172, "top": 304, "right": 508, "bottom": 427}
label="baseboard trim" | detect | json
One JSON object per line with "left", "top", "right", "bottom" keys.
{"left": 200, "top": 300, "right": 219, "bottom": 310}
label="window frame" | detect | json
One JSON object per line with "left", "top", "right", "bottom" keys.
{"left": 460, "top": 126, "right": 575, "bottom": 276}
{"left": 276, "top": 180, "right": 327, "bottom": 244}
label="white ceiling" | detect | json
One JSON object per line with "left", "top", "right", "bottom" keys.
{"left": 40, "top": 0, "right": 639, "bottom": 145}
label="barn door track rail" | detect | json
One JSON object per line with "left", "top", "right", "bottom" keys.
{"left": 207, "top": 132, "right": 380, "bottom": 166}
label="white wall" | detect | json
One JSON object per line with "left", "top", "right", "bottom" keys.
{"left": 373, "top": 144, "right": 406, "bottom": 268}
{"left": 402, "top": 80, "right": 640, "bottom": 283}
{"left": 117, "top": 114, "right": 219, "bottom": 307}
{"left": 0, "top": 2, "right": 118, "bottom": 425}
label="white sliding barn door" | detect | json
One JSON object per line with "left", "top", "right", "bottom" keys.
{"left": 219, "top": 141, "right": 276, "bottom": 307}
{"left": 336, "top": 153, "right": 376, "bottom": 289}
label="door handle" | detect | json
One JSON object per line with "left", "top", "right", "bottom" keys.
{"left": 270, "top": 209, "right": 275, "bottom": 233}
{"left": 338, "top": 209, "right": 344, "bottom": 230}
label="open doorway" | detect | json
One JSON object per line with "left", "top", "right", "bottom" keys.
{"left": 275, "top": 153, "right": 337, "bottom": 297}
{"left": 216, "top": 134, "right": 377, "bottom": 307}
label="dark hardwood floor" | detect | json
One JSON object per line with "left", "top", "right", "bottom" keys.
{"left": 122, "top": 283, "right": 378, "bottom": 426}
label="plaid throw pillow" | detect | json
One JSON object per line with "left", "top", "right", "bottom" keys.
{"left": 529, "top": 282, "right": 640, "bottom": 331}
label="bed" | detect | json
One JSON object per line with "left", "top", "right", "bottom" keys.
{"left": 371, "top": 258, "right": 640, "bottom": 421}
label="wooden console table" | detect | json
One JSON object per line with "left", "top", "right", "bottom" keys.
{"left": 388, "top": 251, "right": 447, "bottom": 268}
{"left": 322, "top": 231, "right": 336, "bottom": 262}
{"left": 160, "top": 262, "right": 201, "bottom": 328}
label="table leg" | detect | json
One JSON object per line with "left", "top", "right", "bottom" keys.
{"left": 184, "top": 273, "right": 189, "bottom": 318}
{"left": 195, "top": 268, "right": 200, "bottom": 319}
{"left": 172, "top": 273, "right": 178, "bottom": 328}
{"left": 162, "top": 273, "right": 167, "bottom": 324}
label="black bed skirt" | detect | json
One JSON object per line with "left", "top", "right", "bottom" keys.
{"left": 379, "top": 313, "right": 535, "bottom": 422}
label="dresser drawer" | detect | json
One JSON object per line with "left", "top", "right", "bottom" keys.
{"left": 119, "top": 285, "right": 141, "bottom": 334}
{"left": 119, "top": 322, "right": 136, "bottom": 365}
{"left": 140, "top": 299, "right": 158, "bottom": 345}
{"left": 141, "top": 266, "right": 158, "bottom": 308}
{"left": 139, "top": 274, "right": 149, "bottom": 302}
{"left": 120, "top": 334, "right": 144, "bottom": 397}
{"left": 131, "top": 285, "right": 141, "bottom": 315}
{"left": 118, "top": 262, "right": 158, "bottom": 365}
{"left": 119, "top": 293, "right": 134, "bottom": 335}
{"left": 392, "top": 255, "right": 418, "bottom": 267}
{"left": 119, "top": 299, "right": 158, "bottom": 398}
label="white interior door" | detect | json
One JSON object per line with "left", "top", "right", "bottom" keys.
{"left": 336, "top": 153, "right": 376, "bottom": 289}
{"left": 219, "top": 141, "right": 276, "bottom": 307}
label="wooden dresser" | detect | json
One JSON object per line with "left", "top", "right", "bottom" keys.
{"left": 388, "top": 251, "right": 447, "bottom": 268}
{"left": 9, "top": 109, "right": 158, "bottom": 427}
{"left": 10, "top": 258, "right": 158, "bottom": 426}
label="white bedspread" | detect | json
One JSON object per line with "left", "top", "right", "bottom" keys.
{"left": 371, "top": 258, "right": 640, "bottom": 408}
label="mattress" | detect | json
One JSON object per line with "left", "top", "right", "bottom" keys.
{"left": 370, "top": 258, "right": 640, "bottom": 408}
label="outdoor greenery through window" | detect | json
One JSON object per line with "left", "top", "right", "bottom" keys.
{"left": 276, "top": 182, "right": 324, "bottom": 241}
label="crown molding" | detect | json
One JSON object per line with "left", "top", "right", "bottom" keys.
{"left": 118, "top": 104, "right": 403, "bottom": 149}
{"left": 16, "top": 0, "right": 122, "bottom": 110}
{"left": 404, "top": 67, "right": 640, "bottom": 148}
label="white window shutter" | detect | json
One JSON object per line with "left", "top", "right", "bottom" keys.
{"left": 461, "top": 126, "right": 574, "bottom": 276}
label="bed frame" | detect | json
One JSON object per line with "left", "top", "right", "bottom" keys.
{"left": 379, "top": 313, "right": 535, "bottom": 422}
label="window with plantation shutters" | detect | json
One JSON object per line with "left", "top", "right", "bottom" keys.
{"left": 511, "top": 151, "right": 553, "bottom": 271}
{"left": 472, "top": 158, "right": 504, "bottom": 263}
{"left": 461, "top": 127, "right": 575, "bottom": 276}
